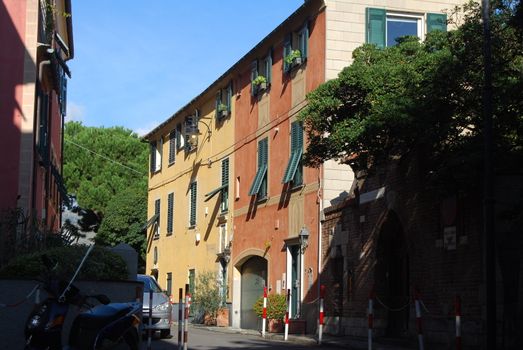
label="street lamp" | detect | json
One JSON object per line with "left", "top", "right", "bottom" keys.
{"left": 185, "top": 110, "right": 211, "bottom": 150}
{"left": 299, "top": 226, "right": 309, "bottom": 253}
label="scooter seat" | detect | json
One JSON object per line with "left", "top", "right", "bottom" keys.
{"left": 74, "top": 303, "right": 133, "bottom": 329}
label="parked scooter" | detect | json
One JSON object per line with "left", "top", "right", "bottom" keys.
{"left": 24, "top": 245, "right": 142, "bottom": 349}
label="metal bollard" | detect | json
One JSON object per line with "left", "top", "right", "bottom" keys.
{"left": 262, "top": 286, "right": 267, "bottom": 338}
{"left": 284, "top": 289, "right": 290, "bottom": 341}
{"left": 318, "top": 285, "right": 325, "bottom": 345}
{"left": 178, "top": 288, "right": 183, "bottom": 350}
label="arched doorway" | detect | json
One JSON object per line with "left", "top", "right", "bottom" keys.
{"left": 375, "top": 211, "right": 409, "bottom": 337}
{"left": 240, "top": 256, "right": 267, "bottom": 329}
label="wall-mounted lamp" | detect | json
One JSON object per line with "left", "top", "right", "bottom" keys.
{"left": 185, "top": 109, "right": 211, "bottom": 150}
{"left": 299, "top": 226, "right": 310, "bottom": 253}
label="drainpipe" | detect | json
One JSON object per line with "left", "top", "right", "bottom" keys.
{"left": 317, "top": 172, "right": 323, "bottom": 335}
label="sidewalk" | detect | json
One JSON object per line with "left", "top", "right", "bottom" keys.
{"left": 190, "top": 323, "right": 429, "bottom": 349}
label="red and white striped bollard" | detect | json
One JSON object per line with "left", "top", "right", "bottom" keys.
{"left": 183, "top": 284, "right": 189, "bottom": 350}
{"left": 178, "top": 288, "right": 183, "bottom": 350}
{"left": 284, "top": 289, "right": 290, "bottom": 341}
{"left": 318, "top": 285, "right": 325, "bottom": 345}
{"left": 262, "top": 287, "right": 267, "bottom": 337}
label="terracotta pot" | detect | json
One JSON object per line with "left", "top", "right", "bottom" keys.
{"left": 268, "top": 319, "right": 284, "bottom": 333}
{"left": 203, "top": 313, "right": 216, "bottom": 326}
{"left": 216, "top": 308, "right": 229, "bottom": 327}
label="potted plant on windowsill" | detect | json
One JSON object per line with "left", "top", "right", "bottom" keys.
{"left": 252, "top": 75, "right": 267, "bottom": 92}
{"left": 284, "top": 49, "right": 302, "bottom": 69}
{"left": 253, "top": 293, "right": 287, "bottom": 333}
{"left": 217, "top": 103, "right": 229, "bottom": 118}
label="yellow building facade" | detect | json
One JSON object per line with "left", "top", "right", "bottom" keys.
{"left": 144, "top": 75, "right": 235, "bottom": 301}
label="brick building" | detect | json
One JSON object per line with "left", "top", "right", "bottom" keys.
{"left": 0, "top": 0, "right": 73, "bottom": 263}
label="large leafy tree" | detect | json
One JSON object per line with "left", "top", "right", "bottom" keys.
{"left": 299, "top": 1, "right": 523, "bottom": 190}
{"left": 63, "top": 122, "right": 148, "bottom": 265}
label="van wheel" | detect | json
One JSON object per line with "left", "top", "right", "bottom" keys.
{"left": 160, "top": 329, "right": 171, "bottom": 338}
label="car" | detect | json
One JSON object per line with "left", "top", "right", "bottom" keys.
{"left": 138, "top": 274, "right": 172, "bottom": 338}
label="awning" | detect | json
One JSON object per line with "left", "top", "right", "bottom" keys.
{"left": 142, "top": 214, "right": 159, "bottom": 231}
{"left": 204, "top": 184, "right": 228, "bottom": 202}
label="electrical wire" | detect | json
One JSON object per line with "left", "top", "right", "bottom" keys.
{"left": 64, "top": 138, "right": 146, "bottom": 176}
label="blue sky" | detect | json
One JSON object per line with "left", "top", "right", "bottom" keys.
{"left": 67, "top": 1, "right": 304, "bottom": 135}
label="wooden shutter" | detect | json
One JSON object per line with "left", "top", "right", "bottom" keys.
{"left": 150, "top": 142, "right": 156, "bottom": 173}
{"left": 300, "top": 22, "right": 309, "bottom": 60}
{"left": 265, "top": 51, "right": 272, "bottom": 84}
{"left": 215, "top": 90, "right": 222, "bottom": 120}
{"left": 226, "top": 81, "right": 233, "bottom": 112}
{"left": 167, "top": 192, "right": 174, "bottom": 234}
{"left": 427, "top": 13, "right": 447, "bottom": 33}
{"left": 190, "top": 181, "right": 197, "bottom": 226}
{"left": 283, "top": 34, "right": 292, "bottom": 73}
{"left": 250, "top": 60, "right": 258, "bottom": 96}
{"left": 366, "top": 8, "right": 386, "bottom": 48}
{"left": 169, "top": 130, "right": 176, "bottom": 164}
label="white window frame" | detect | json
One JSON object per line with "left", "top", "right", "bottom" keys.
{"left": 386, "top": 12, "right": 424, "bottom": 46}
{"left": 154, "top": 138, "right": 163, "bottom": 172}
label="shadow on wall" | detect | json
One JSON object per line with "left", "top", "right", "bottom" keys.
{"left": 0, "top": 1, "right": 36, "bottom": 210}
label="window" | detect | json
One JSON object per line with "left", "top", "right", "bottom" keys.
{"left": 154, "top": 198, "right": 161, "bottom": 238}
{"left": 221, "top": 158, "right": 229, "bottom": 212}
{"left": 248, "top": 138, "right": 268, "bottom": 199}
{"left": 185, "top": 114, "right": 198, "bottom": 153}
{"left": 283, "top": 21, "right": 309, "bottom": 73}
{"left": 203, "top": 157, "right": 229, "bottom": 212}
{"left": 219, "top": 224, "right": 227, "bottom": 253}
{"left": 150, "top": 138, "right": 162, "bottom": 173}
{"left": 168, "top": 130, "right": 176, "bottom": 165}
{"left": 167, "top": 192, "right": 174, "bottom": 235}
{"left": 282, "top": 121, "right": 303, "bottom": 186}
{"left": 366, "top": 8, "right": 446, "bottom": 48}
{"left": 166, "top": 272, "right": 172, "bottom": 297}
{"left": 176, "top": 123, "right": 184, "bottom": 151}
{"left": 216, "top": 82, "right": 232, "bottom": 121}
{"left": 263, "top": 50, "right": 272, "bottom": 85}
{"left": 189, "top": 181, "right": 197, "bottom": 227}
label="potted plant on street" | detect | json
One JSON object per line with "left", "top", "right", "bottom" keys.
{"left": 253, "top": 293, "right": 287, "bottom": 332}
{"left": 192, "top": 271, "right": 226, "bottom": 326}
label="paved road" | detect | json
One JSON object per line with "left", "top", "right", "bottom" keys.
{"left": 140, "top": 325, "right": 327, "bottom": 350}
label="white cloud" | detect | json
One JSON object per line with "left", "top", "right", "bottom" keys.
{"left": 66, "top": 102, "right": 86, "bottom": 122}
{"left": 134, "top": 121, "right": 160, "bottom": 137}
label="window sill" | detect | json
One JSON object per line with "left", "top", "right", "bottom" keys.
{"left": 290, "top": 183, "right": 304, "bottom": 192}
{"left": 168, "top": 161, "right": 175, "bottom": 167}
{"left": 166, "top": 232, "right": 173, "bottom": 236}
{"left": 256, "top": 196, "right": 268, "bottom": 204}
{"left": 153, "top": 234, "right": 160, "bottom": 240}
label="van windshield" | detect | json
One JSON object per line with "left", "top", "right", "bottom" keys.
{"left": 138, "top": 276, "right": 162, "bottom": 293}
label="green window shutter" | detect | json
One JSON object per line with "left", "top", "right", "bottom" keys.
{"left": 222, "top": 158, "right": 229, "bottom": 186}
{"left": 190, "top": 181, "right": 197, "bottom": 227}
{"left": 366, "top": 8, "right": 386, "bottom": 48}
{"left": 167, "top": 192, "right": 174, "bottom": 234}
{"left": 427, "top": 13, "right": 447, "bottom": 33}
{"left": 168, "top": 130, "right": 176, "bottom": 164}
{"left": 154, "top": 198, "right": 160, "bottom": 236}
{"left": 221, "top": 158, "right": 229, "bottom": 212}
{"left": 250, "top": 60, "right": 258, "bottom": 96}
{"left": 150, "top": 143, "right": 156, "bottom": 173}
{"left": 248, "top": 138, "right": 269, "bottom": 196}
{"left": 226, "top": 81, "right": 232, "bottom": 112}
{"left": 300, "top": 22, "right": 309, "bottom": 60}
{"left": 215, "top": 90, "right": 222, "bottom": 119}
{"left": 283, "top": 34, "right": 292, "bottom": 73}
{"left": 265, "top": 51, "right": 272, "bottom": 85}
{"left": 282, "top": 122, "right": 304, "bottom": 184}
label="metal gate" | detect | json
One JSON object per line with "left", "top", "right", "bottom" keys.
{"left": 240, "top": 256, "right": 267, "bottom": 329}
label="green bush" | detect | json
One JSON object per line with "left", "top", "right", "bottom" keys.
{"left": 253, "top": 293, "right": 287, "bottom": 320}
{"left": 192, "top": 271, "right": 225, "bottom": 324}
{"left": 0, "top": 245, "right": 127, "bottom": 280}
